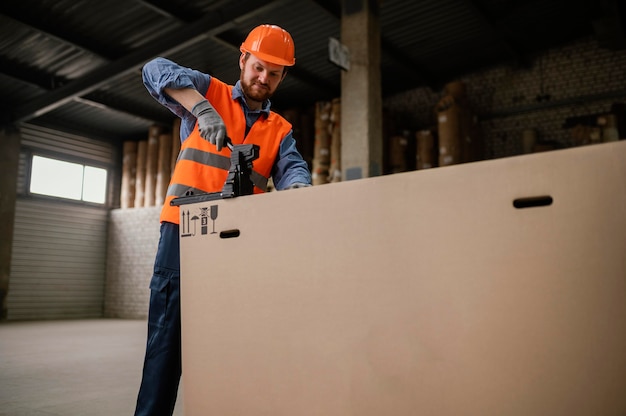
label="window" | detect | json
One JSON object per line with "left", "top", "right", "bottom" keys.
{"left": 30, "top": 155, "right": 108, "bottom": 204}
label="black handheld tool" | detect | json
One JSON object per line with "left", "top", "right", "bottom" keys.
{"left": 221, "top": 138, "right": 259, "bottom": 198}
{"left": 170, "top": 138, "right": 260, "bottom": 206}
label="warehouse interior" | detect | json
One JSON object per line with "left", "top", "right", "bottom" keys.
{"left": 1, "top": 0, "right": 626, "bottom": 414}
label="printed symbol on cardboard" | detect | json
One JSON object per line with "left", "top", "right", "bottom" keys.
{"left": 198, "top": 205, "right": 218, "bottom": 235}
{"left": 209, "top": 205, "right": 218, "bottom": 234}
{"left": 181, "top": 210, "right": 199, "bottom": 237}
{"left": 200, "top": 207, "right": 209, "bottom": 235}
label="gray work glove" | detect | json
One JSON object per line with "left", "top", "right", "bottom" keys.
{"left": 191, "top": 99, "right": 227, "bottom": 151}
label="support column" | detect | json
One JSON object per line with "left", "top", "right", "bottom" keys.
{"left": 0, "top": 124, "right": 21, "bottom": 320}
{"left": 340, "top": 0, "right": 383, "bottom": 180}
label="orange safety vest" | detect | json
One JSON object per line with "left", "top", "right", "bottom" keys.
{"left": 160, "top": 78, "right": 292, "bottom": 224}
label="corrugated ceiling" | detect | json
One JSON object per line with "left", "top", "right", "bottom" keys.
{"left": 0, "top": 0, "right": 622, "bottom": 142}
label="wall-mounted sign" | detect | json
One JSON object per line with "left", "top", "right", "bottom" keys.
{"left": 328, "top": 37, "right": 350, "bottom": 71}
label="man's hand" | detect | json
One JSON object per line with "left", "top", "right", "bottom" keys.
{"left": 191, "top": 99, "right": 227, "bottom": 151}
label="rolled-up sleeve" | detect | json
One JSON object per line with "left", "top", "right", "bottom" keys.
{"left": 272, "top": 131, "right": 312, "bottom": 190}
{"left": 142, "top": 57, "right": 211, "bottom": 119}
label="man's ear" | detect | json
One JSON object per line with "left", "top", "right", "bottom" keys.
{"left": 239, "top": 53, "right": 246, "bottom": 70}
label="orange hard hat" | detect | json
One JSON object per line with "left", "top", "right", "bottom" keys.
{"left": 240, "top": 24, "right": 295, "bottom": 66}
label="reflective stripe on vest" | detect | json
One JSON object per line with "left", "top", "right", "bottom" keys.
{"left": 159, "top": 78, "right": 292, "bottom": 224}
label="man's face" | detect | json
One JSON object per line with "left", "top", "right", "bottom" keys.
{"left": 239, "top": 53, "right": 286, "bottom": 105}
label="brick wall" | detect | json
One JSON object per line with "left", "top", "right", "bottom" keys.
{"left": 384, "top": 37, "right": 626, "bottom": 160}
{"left": 104, "top": 207, "right": 161, "bottom": 319}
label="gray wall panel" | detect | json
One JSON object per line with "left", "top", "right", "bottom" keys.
{"left": 7, "top": 123, "right": 112, "bottom": 321}
{"left": 8, "top": 199, "right": 109, "bottom": 320}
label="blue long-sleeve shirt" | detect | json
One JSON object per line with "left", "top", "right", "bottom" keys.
{"left": 142, "top": 57, "right": 311, "bottom": 190}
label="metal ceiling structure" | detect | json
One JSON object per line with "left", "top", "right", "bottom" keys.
{"left": 0, "top": 0, "right": 623, "bottom": 142}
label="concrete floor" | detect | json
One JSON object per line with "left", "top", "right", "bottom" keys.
{"left": 0, "top": 319, "right": 183, "bottom": 416}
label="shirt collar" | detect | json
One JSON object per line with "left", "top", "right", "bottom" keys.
{"left": 233, "top": 80, "right": 272, "bottom": 116}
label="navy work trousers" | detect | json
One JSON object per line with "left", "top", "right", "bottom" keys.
{"left": 135, "top": 222, "right": 181, "bottom": 416}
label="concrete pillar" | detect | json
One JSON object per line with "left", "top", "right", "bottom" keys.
{"left": 340, "top": 0, "right": 383, "bottom": 180}
{"left": 0, "top": 124, "right": 21, "bottom": 320}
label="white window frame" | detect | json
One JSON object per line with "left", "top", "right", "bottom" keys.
{"left": 29, "top": 154, "right": 109, "bottom": 205}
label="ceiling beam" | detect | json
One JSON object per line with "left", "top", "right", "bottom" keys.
{"left": 0, "top": 56, "right": 65, "bottom": 90}
{"left": 5, "top": 0, "right": 286, "bottom": 124}
{"left": 0, "top": 4, "right": 117, "bottom": 60}
{"left": 79, "top": 93, "right": 171, "bottom": 125}
{"left": 133, "top": 0, "right": 198, "bottom": 21}
{"left": 132, "top": 0, "right": 233, "bottom": 22}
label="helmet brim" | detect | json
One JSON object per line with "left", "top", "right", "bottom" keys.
{"left": 240, "top": 47, "right": 295, "bottom": 67}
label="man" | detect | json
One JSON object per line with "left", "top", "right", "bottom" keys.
{"left": 135, "top": 24, "right": 311, "bottom": 416}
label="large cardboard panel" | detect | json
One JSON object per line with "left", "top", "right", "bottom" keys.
{"left": 179, "top": 141, "right": 626, "bottom": 415}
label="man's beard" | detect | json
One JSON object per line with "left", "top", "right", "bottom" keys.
{"left": 240, "top": 75, "right": 273, "bottom": 103}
